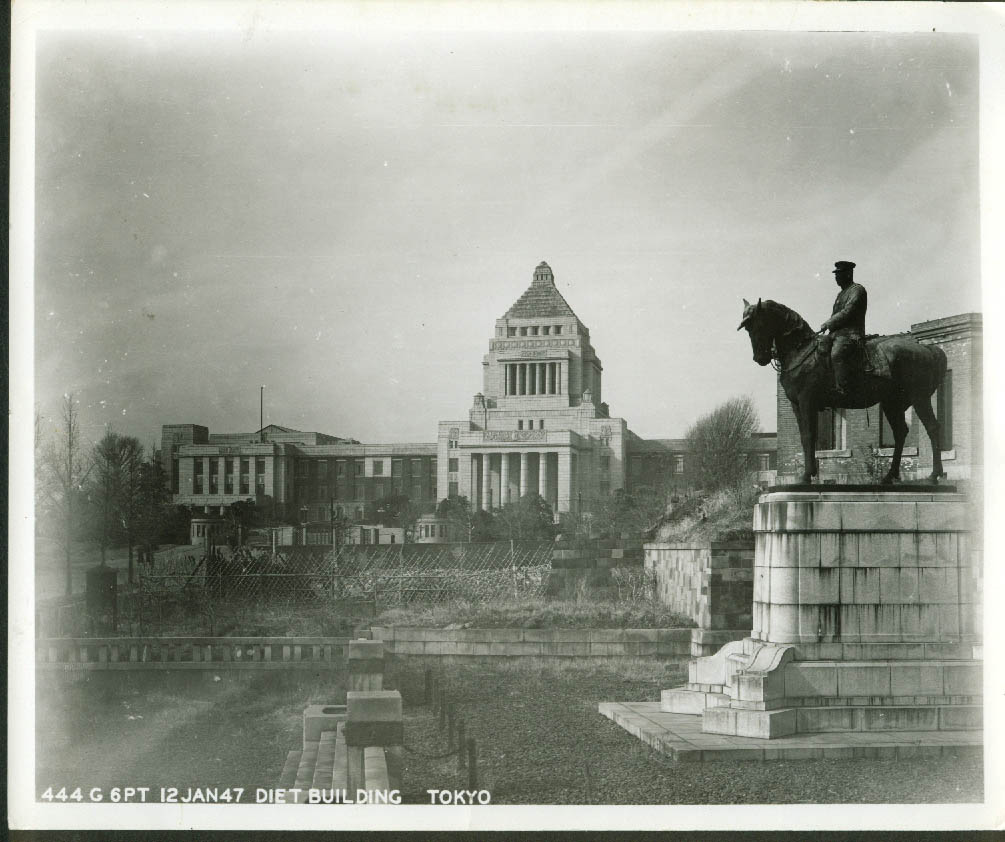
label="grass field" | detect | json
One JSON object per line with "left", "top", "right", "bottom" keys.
{"left": 36, "top": 658, "right": 983, "bottom": 806}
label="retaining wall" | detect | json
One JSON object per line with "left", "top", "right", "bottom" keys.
{"left": 645, "top": 534, "right": 753, "bottom": 633}
{"left": 371, "top": 625, "right": 691, "bottom": 659}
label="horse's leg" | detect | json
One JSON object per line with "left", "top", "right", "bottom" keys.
{"left": 913, "top": 394, "right": 945, "bottom": 483}
{"left": 795, "top": 399, "right": 818, "bottom": 484}
{"left": 879, "top": 402, "right": 908, "bottom": 485}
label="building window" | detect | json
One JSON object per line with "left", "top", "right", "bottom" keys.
{"left": 759, "top": 453, "right": 770, "bottom": 471}
{"left": 296, "top": 460, "right": 308, "bottom": 478}
{"left": 539, "top": 419, "right": 544, "bottom": 429}
{"left": 374, "top": 482, "right": 385, "bottom": 499}
{"left": 412, "top": 481, "right": 422, "bottom": 500}
{"left": 507, "top": 327, "right": 516, "bottom": 337}
{"left": 392, "top": 459, "right": 402, "bottom": 477}
{"left": 600, "top": 455, "right": 610, "bottom": 471}
{"left": 449, "top": 458, "right": 458, "bottom": 472}
{"left": 354, "top": 460, "right": 364, "bottom": 477}
{"left": 519, "top": 327, "right": 528, "bottom": 336}
{"left": 937, "top": 369, "right": 953, "bottom": 451}
{"left": 240, "top": 458, "right": 250, "bottom": 494}
{"left": 354, "top": 481, "right": 365, "bottom": 501}
{"left": 542, "top": 326, "right": 550, "bottom": 335}
{"left": 553, "top": 325, "right": 562, "bottom": 335}
{"left": 209, "top": 460, "right": 219, "bottom": 494}
{"left": 530, "top": 326, "right": 539, "bottom": 336}
{"left": 318, "top": 460, "right": 328, "bottom": 478}
{"left": 449, "top": 481, "right": 458, "bottom": 497}
{"left": 194, "top": 460, "right": 204, "bottom": 494}
{"left": 528, "top": 420, "right": 534, "bottom": 430}
{"left": 411, "top": 459, "right": 422, "bottom": 476}
{"left": 336, "top": 461, "right": 345, "bottom": 478}
{"left": 319, "top": 484, "right": 328, "bottom": 500}
{"left": 675, "top": 455, "right": 684, "bottom": 474}
{"left": 373, "top": 460, "right": 384, "bottom": 475}
{"left": 817, "top": 408, "right": 846, "bottom": 451}
{"left": 517, "top": 420, "right": 523, "bottom": 430}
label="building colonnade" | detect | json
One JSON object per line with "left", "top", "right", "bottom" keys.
{"left": 468, "top": 450, "right": 574, "bottom": 512}
{"left": 503, "top": 361, "right": 562, "bottom": 396}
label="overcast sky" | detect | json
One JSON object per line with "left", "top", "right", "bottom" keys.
{"left": 34, "top": 28, "right": 980, "bottom": 450}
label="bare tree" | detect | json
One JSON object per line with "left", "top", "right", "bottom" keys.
{"left": 39, "top": 394, "right": 87, "bottom": 595}
{"left": 684, "top": 395, "right": 760, "bottom": 492}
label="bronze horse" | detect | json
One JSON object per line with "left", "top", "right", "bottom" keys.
{"left": 737, "top": 298, "right": 948, "bottom": 485}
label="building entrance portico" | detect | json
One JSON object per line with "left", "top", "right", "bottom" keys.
{"left": 471, "top": 450, "right": 561, "bottom": 512}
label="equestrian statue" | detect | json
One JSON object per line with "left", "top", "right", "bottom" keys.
{"left": 737, "top": 261, "right": 948, "bottom": 486}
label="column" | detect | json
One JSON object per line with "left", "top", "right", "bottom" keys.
{"left": 500, "top": 452, "right": 510, "bottom": 505}
{"left": 481, "top": 453, "right": 491, "bottom": 511}
{"left": 519, "top": 452, "right": 529, "bottom": 498}
{"left": 539, "top": 363, "right": 547, "bottom": 395}
{"left": 549, "top": 362, "right": 556, "bottom": 394}
{"left": 557, "top": 450, "right": 571, "bottom": 512}
{"left": 538, "top": 451, "right": 548, "bottom": 500}
{"left": 530, "top": 363, "right": 537, "bottom": 395}
{"left": 557, "top": 362, "right": 563, "bottom": 394}
{"left": 509, "top": 365, "right": 517, "bottom": 396}
{"left": 503, "top": 364, "right": 509, "bottom": 396}
{"left": 519, "top": 364, "right": 526, "bottom": 395}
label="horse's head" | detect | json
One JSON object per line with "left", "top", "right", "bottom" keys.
{"left": 737, "top": 298, "right": 774, "bottom": 366}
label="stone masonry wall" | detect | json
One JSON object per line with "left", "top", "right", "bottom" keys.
{"left": 645, "top": 535, "right": 754, "bottom": 632}
{"left": 547, "top": 538, "right": 643, "bottom": 598}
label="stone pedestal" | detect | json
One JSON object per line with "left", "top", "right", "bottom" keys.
{"left": 662, "top": 488, "right": 982, "bottom": 739}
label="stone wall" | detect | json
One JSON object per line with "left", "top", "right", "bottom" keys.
{"left": 547, "top": 538, "right": 643, "bottom": 598}
{"left": 371, "top": 625, "right": 691, "bottom": 659}
{"left": 644, "top": 533, "right": 754, "bottom": 646}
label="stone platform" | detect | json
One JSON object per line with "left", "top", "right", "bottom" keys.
{"left": 602, "top": 488, "right": 983, "bottom": 753}
{"left": 599, "top": 702, "right": 982, "bottom": 762}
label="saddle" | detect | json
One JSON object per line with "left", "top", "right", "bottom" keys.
{"left": 815, "top": 334, "right": 894, "bottom": 381}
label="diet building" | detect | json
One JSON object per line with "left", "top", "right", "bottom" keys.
{"left": 436, "top": 261, "right": 631, "bottom": 512}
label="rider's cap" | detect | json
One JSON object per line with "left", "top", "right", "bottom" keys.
{"left": 832, "top": 261, "right": 856, "bottom": 273}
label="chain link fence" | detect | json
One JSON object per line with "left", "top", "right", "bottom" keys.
{"left": 125, "top": 541, "right": 553, "bottom": 635}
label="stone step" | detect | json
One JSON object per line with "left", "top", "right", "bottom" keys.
{"left": 312, "top": 730, "right": 338, "bottom": 789}
{"left": 278, "top": 750, "right": 301, "bottom": 788}
{"left": 294, "top": 739, "right": 319, "bottom": 798}
{"left": 661, "top": 688, "right": 729, "bottom": 715}
{"left": 703, "top": 703, "right": 982, "bottom": 738}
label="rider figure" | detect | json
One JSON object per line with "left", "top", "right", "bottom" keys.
{"left": 818, "top": 260, "right": 866, "bottom": 400}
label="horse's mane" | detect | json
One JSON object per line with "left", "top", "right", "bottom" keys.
{"left": 761, "top": 299, "right": 813, "bottom": 339}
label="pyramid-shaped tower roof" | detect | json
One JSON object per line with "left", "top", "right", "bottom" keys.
{"left": 504, "top": 261, "right": 579, "bottom": 320}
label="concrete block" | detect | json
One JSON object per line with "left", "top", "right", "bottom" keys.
{"left": 939, "top": 706, "right": 982, "bottom": 730}
{"left": 798, "top": 568, "right": 840, "bottom": 604}
{"left": 919, "top": 568, "right": 958, "bottom": 604}
{"left": 347, "top": 639, "right": 385, "bottom": 660}
{"left": 857, "top": 533, "right": 902, "bottom": 568}
{"left": 753, "top": 566, "right": 769, "bottom": 602}
{"left": 784, "top": 663, "right": 838, "bottom": 698}
{"left": 943, "top": 663, "right": 982, "bottom": 696}
{"left": 734, "top": 707, "right": 796, "bottom": 738}
{"left": 796, "top": 706, "right": 854, "bottom": 732}
{"left": 661, "top": 688, "right": 716, "bottom": 715}
{"left": 346, "top": 690, "right": 402, "bottom": 722}
{"left": 842, "top": 501, "right": 917, "bottom": 531}
{"left": 933, "top": 533, "right": 961, "bottom": 567}
{"left": 916, "top": 501, "right": 967, "bottom": 531}
{"left": 769, "top": 567, "right": 798, "bottom": 604}
{"left": 938, "top": 603, "right": 961, "bottom": 637}
{"left": 837, "top": 664, "right": 891, "bottom": 697}
{"left": 879, "top": 568, "right": 918, "bottom": 605}
{"left": 819, "top": 534, "right": 844, "bottom": 568}
{"left": 861, "top": 707, "right": 937, "bottom": 731}
{"left": 859, "top": 604, "right": 901, "bottom": 641}
{"left": 916, "top": 533, "right": 938, "bottom": 567}
{"left": 549, "top": 642, "right": 591, "bottom": 657}
{"left": 767, "top": 603, "right": 799, "bottom": 642}
{"left": 303, "top": 704, "right": 347, "bottom": 745}
{"left": 702, "top": 706, "right": 737, "bottom": 735}
{"left": 900, "top": 604, "right": 940, "bottom": 640}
